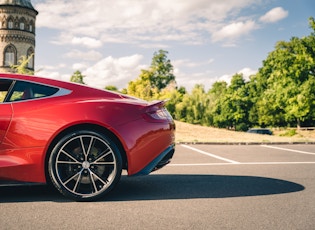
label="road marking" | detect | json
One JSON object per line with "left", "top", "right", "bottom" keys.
{"left": 169, "top": 162, "right": 315, "bottom": 166}
{"left": 261, "top": 145, "right": 315, "bottom": 155}
{"left": 180, "top": 144, "right": 240, "bottom": 164}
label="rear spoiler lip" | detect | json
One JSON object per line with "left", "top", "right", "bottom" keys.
{"left": 142, "top": 99, "right": 173, "bottom": 122}
{"left": 148, "top": 99, "right": 169, "bottom": 106}
{"left": 145, "top": 100, "right": 169, "bottom": 112}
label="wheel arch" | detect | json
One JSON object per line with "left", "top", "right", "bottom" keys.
{"left": 44, "top": 123, "right": 128, "bottom": 183}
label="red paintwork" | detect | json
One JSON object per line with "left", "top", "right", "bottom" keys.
{"left": 0, "top": 73, "right": 175, "bottom": 183}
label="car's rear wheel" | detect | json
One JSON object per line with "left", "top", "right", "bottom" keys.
{"left": 48, "top": 130, "right": 122, "bottom": 201}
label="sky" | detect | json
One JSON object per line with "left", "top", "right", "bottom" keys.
{"left": 32, "top": 0, "right": 314, "bottom": 91}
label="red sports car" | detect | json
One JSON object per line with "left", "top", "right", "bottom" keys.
{"left": 0, "top": 73, "right": 175, "bottom": 201}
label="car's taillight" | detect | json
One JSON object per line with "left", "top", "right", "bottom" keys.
{"left": 143, "top": 107, "right": 173, "bottom": 123}
{"left": 149, "top": 107, "right": 172, "bottom": 120}
{"left": 142, "top": 100, "right": 173, "bottom": 123}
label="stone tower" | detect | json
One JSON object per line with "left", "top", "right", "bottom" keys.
{"left": 0, "top": 0, "right": 37, "bottom": 73}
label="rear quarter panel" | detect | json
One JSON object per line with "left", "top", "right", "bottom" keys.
{"left": 1, "top": 91, "right": 174, "bottom": 181}
{"left": 1, "top": 96, "right": 141, "bottom": 182}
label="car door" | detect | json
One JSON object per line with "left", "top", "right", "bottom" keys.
{"left": 0, "top": 103, "right": 12, "bottom": 144}
{"left": 0, "top": 79, "right": 13, "bottom": 144}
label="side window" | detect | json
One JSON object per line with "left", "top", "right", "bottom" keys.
{"left": 7, "top": 81, "right": 59, "bottom": 102}
{"left": 0, "top": 79, "right": 14, "bottom": 102}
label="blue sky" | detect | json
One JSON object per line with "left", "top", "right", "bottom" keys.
{"left": 32, "top": 0, "right": 314, "bottom": 91}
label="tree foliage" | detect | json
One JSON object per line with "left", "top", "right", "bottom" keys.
{"left": 150, "top": 50, "right": 176, "bottom": 90}
{"left": 252, "top": 17, "right": 315, "bottom": 127}
{"left": 212, "top": 74, "right": 251, "bottom": 130}
{"left": 87, "top": 18, "right": 315, "bottom": 130}
{"left": 175, "top": 84, "right": 212, "bottom": 125}
{"left": 11, "top": 54, "right": 34, "bottom": 75}
{"left": 126, "top": 50, "right": 176, "bottom": 100}
{"left": 70, "top": 70, "right": 85, "bottom": 84}
{"left": 105, "top": 85, "right": 118, "bottom": 91}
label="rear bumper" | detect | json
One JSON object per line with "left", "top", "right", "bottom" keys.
{"left": 133, "top": 144, "right": 175, "bottom": 176}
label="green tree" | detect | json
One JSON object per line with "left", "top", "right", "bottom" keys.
{"left": 127, "top": 69, "right": 159, "bottom": 100}
{"left": 11, "top": 54, "right": 34, "bottom": 75}
{"left": 70, "top": 70, "right": 85, "bottom": 84}
{"left": 174, "top": 84, "right": 211, "bottom": 125}
{"left": 105, "top": 85, "right": 118, "bottom": 91}
{"left": 209, "top": 81, "right": 227, "bottom": 98}
{"left": 207, "top": 81, "right": 228, "bottom": 126}
{"left": 246, "top": 75, "right": 261, "bottom": 126}
{"left": 254, "top": 17, "right": 315, "bottom": 127}
{"left": 127, "top": 50, "right": 176, "bottom": 100}
{"left": 213, "top": 74, "right": 251, "bottom": 130}
{"left": 150, "top": 50, "right": 176, "bottom": 90}
{"left": 157, "top": 84, "right": 185, "bottom": 118}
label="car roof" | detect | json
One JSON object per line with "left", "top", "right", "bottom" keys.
{"left": 0, "top": 73, "right": 148, "bottom": 105}
{"left": 249, "top": 128, "right": 271, "bottom": 130}
{"left": 1, "top": 73, "right": 86, "bottom": 89}
{"left": 0, "top": 73, "right": 122, "bottom": 99}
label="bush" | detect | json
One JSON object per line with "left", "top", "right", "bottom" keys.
{"left": 280, "top": 129, "right": 297, "bottom": 137}
{"left": 236, "top": 123, "right": 249, "bottom": 131}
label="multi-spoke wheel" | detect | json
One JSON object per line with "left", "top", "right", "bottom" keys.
{"left": 48, "top": 130, "right": 122, "bottom": 201}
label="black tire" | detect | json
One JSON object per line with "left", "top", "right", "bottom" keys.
{"left": 48, "top": 130, "right": 122, "bottom": 201}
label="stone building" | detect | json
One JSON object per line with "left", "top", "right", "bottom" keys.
{"left": 0, "top": 0, "right": 37, "bottom": 73}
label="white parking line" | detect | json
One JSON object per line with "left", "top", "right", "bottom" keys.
{"left": 169, "top": 162, "right": 315, "bottom": 166}
{"left": 181, "top": 144, "right": 240, "bottom": 164}
{"left": 261, "top": 145, "right": 315, "bottom": 155}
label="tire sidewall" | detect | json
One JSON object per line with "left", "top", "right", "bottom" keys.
{"left": 48, "top": 130, "right": 122, "bottom": 201}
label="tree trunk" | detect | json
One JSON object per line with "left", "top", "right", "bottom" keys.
{"left": 297, "top": 118, "right": 301, "bottom": 129}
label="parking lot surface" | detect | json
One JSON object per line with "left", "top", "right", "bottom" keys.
{"left": 1, "top": 144, "right": 315, "bottom": 229}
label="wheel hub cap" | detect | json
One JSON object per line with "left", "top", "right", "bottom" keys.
{"left": 82, "top": 161, "right": 90, "bottom": 169}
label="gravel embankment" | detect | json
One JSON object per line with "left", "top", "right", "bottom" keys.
{"left": 175, "top": 121, "right": 315, "bottom": 144}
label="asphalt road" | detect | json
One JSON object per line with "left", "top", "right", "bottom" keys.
{"left": 1, "top": 144, "right": 315, "bottom": 230}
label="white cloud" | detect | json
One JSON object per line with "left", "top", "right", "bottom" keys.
{"left": 64, "top": 49, "right": 103, "bottom": 61}
{"left": 212, "top": 20, "right": 256, "bottom": 43}
{"left": 35, "top": 69, "right": 70, "bottom": 82}
{"left": 83, "top": 54, "right": 145, "bottom": 89}
{"left": 51, "top": 33, "right": 103, "bottom": 48}
{"left": 72, "top": 63, "right": 88, "bottom": 71}
{"left": 71, "top": 37, "right": 102, "bottom": 48}
{"left": 238, "top": 67, "right": 257, "bottom": 81}
{"left": 138, "top": 43, "right": 170, "bottom": 49}
{"left": 218, "top": 74, "right": 232, "bottom": 84}
{"left": 173, "top": 58, "right": 214, "bottom": 69}
{"left": 35, "top": 0, "right": 258, "bottom": 46}
{"left": 32, "top": 0, "right": 267, "bottom": 91}
{"left": 259, "top": 7, "right": 288, "bottom": 23}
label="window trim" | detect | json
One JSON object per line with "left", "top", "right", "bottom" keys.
{"left": 0, "top": 79, "right": 72, "bottom": 104}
